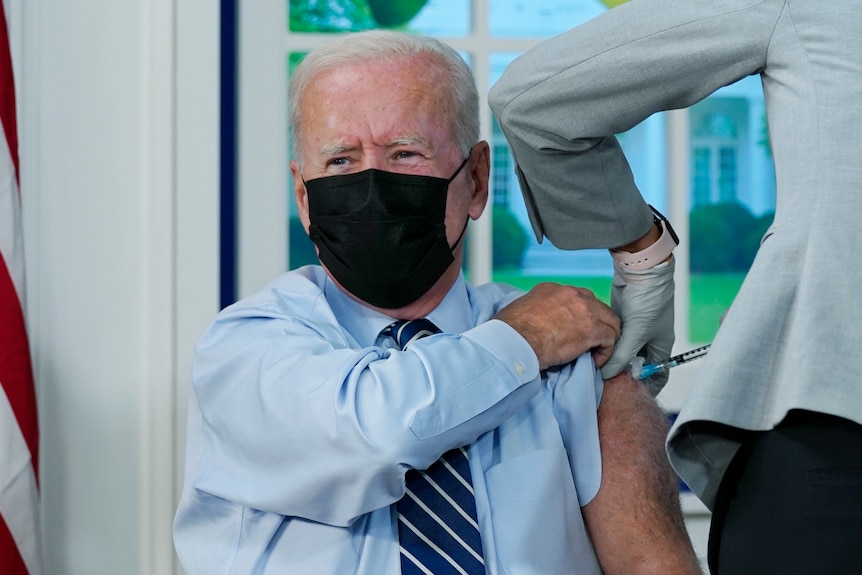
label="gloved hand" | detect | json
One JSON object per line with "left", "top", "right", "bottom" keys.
{"left": 600, "top": 256, "right": 675, "bottom": 397}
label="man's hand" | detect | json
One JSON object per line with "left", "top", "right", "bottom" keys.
{"left": 494, "top": 282, "right": 620, "bottom": 370}
{"left": 601, "top": 257, "right": 675, "bottom": 396}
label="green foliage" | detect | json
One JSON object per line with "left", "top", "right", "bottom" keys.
{"left": 288, "top": 52, "right": 306, "bottom": 75}
{"left": 492, "top": 206, "right": 528, "bottom": 271}
{"left": 289, "top": 0, "right": 376, "bottom": 32}
{"left": 289, "top": 0, "right": 429, "bottom": 32}
{"left": 366, "top": 0, "right": 428, "bottom": 27}
{"left": 689, "top": 202, "right": 773, "bottom": 273}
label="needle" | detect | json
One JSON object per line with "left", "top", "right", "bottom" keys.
{"left": 635, "top": 344, "right": 711, "bottom": 380}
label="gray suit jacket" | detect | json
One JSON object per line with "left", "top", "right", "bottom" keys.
{"left": 490, "top": 0, "right": 862, "bottom": 508}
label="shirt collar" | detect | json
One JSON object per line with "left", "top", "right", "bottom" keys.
{"left": 324, "top": 273, "right": 474, "bottom": 347}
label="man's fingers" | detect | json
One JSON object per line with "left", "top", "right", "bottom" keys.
{"left": 496, "top": 283, "right": 622, "bottom": 370}
{"left": 591, "top": 343, "right": 615, "bottom": 369}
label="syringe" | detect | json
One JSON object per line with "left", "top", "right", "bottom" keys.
{"left": 633, "top": 344, "right": 711, "bottom": 380}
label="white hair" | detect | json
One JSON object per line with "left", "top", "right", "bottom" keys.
{"left": 288, "top": 30, "right": 480, "bottom": 164}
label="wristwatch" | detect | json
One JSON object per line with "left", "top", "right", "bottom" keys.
{"left": 610, "top": 205, "right": 679, "bottom": 271}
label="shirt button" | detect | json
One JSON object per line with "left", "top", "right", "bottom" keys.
{"left": 514, "top": 362, "right": 526, "bottom": 375}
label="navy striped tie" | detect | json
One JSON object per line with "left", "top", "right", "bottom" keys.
{"left": 381, "top": 319, "right": 485, "bottom": 574}
{"left": 380, "top": 318, "right": 442, "bottom": 351}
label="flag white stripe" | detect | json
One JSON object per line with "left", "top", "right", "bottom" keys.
{"left": 0, "top": 385, "right": 41, "bottom": 575}
{"left": 0, "top": 121, "right": 25, "bottom": 302}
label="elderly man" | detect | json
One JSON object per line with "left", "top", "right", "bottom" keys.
{"left": 173, "top": 30, "right": 698, "bottom": 575}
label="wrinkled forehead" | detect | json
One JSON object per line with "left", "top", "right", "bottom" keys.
{"left": 300, "top": 55, "right": 458, "bottom": 148}
{"left": 312, "top": 53, "right": 452, "bottom": 111}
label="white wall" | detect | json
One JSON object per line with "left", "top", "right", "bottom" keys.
{"left": 19, "top": 1, "right": 219, "bottom": 573}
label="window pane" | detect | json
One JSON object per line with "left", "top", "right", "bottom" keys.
{"left": 718, "top": 147, "right": 737, "bottom": 201}
{"left": 489, "top": 0, "right": 608, "bottom": 37}
{"left": 288, "top": 0, "right": 377, "bottom": 32}
{"left": 288, "top": 0, "right": 469, "bottom": 35}
{"left": 688, "top": 76, "right": 775, "bottom": 342}
{"left": 409, "top": 0, "right": 470, "bottom": 36}
{"left": 692, "top": 148, "right": 710, "bottom": 205}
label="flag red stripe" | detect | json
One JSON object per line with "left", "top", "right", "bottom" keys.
{"left": 0, "top": 515, "right": 28, "bottom": 575}
{"left": 1, "top": 3, "right": 39, "bottom": 573}
{"left": 0, "top": 1, "right": 19, "bottom": 185}
{"left": 0, "top": 0, "right": 36, "bottom": 480}
{"left": 0, "top": 249, "right": 38, "bottom": 478}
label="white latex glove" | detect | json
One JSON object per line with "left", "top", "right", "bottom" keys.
{"left": 600, "top": 256, "right": 675, "bottom": 397}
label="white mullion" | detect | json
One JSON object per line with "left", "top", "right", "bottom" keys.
{"left": 469, "top": 0, "right": 494, "bottom": 285}
{"left": 667, "top": 109, "right": 691, "bottom": 350}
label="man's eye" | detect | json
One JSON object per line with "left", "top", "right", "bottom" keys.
{"left": 395, "top": 151, "right": 417, "bottom": 159}
{"left": 327, "top": 158, "right": 348, "bottom": 166}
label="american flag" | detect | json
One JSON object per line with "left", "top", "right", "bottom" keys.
{"left": 0, "top": 0, "right": 41, "bottom": 573}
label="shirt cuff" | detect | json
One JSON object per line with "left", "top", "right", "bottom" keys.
{"left": 462, "top": 319, "right": 540, "bottom": 385}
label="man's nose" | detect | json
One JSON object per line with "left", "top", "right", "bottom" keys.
{"left": 359, "top": 152, "right": 387, "bottom": 172}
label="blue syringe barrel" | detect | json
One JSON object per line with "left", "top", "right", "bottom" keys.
{"left": 636, "top": 363, "right": 666, "bottom": 379}
{"left": 629, "top": 356, "right": 665, "bottom": 380}
{"left": 632, "top": 344, "right": 711, "bottom": 380}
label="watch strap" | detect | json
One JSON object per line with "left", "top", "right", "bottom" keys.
{"left": 611, "top": 209, "right": 679, "bottom": 271}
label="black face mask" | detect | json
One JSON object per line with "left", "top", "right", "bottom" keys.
{"left": 305, "top": 158, "right": 469, "bottom": 309}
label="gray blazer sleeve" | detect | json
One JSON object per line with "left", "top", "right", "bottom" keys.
{"left": 489, "top": 0, "right": 780, "bottom": 250}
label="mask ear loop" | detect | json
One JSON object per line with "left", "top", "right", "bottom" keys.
{"left": 447, "top": 147, "right": 474, "bottom": 183}
{"left": 449, "top": 216, "right": 470, "bottom": 252}
{"left": 446, "top": 146, "right": 476, "bottom": 251}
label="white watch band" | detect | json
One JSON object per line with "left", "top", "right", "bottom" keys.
{"left": 611, "top": 218, "right": 678, "bottom": 271}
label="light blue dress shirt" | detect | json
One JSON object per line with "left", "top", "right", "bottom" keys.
{"left": 174, "top": 266, "right": 604, "bottom": 574}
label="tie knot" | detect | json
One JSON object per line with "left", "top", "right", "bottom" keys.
{"left": 382, "top": 318, "right": 441, "bottom": 351}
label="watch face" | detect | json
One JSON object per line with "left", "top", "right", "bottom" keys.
{"left": 650, "top": 205, "right": 679, "bottom": 245}
{"left": 662, "top": 218, "right": 680, "bottom": 245}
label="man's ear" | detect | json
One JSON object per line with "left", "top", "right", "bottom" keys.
{"left": 290, "top": 160, "right": 311, "bottom": 233}
{"left": 467, "top": 141, "right": 491, "bottom": 220}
